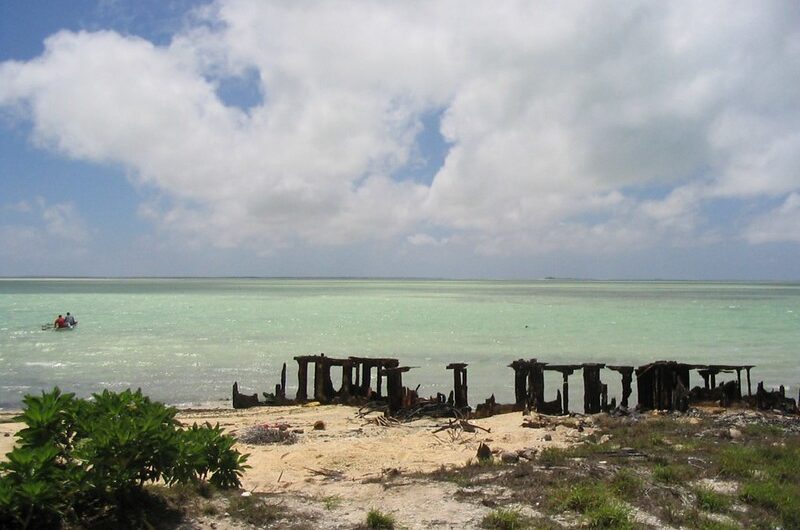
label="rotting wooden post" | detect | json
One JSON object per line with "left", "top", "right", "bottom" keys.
{"left": 376, "top": 362, "right": 384, "bottom": 398}
{"left": 608, "top": 366, "right": 634, "bottom": 408}
{"left": 360, "top": 362, "right": 372, "bottom": 397}
{"left": 526, "top": 359, "right": 545, "bottom": 411}
{"left": 509, "top": 359, "right": 529, "bottom": 407}
{"left": 314, "top": 355, "right": 326, "bottom": 402}
{"left": 279, "top": 362, "right": 287, "bottom": 400}
{"left": 447, "top": 363, "right": 469, "bottom": 409}
{"left": 295, "top": 358, "right": 309, "bottom": 401}
{"left": 340, "top": 360, "right": 353, "bottom": 400}
{"left": 383, "top": 366, "right": 411, "bottom": 415}
{"left": 699, "top": 369, "right": 710, "bottom": 390}
{"left": 543, "top": 365, "right": 579, "bottom": 415}
{"left": 601, "top": 383, "right": 608, "bottom": 411}
{"left": 746, "top": 367, "right": 753, "bottom": 396}
{"left": 232, "top": 382, "right": 259, "bottom": 409}
{"left": 582, "top": 363, "right": 605, "bottom": 414}
{"left": 735, "top": 368, "right": 743, "bottom": 400}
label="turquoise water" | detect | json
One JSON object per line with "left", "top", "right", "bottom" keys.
{"left": 1, "top": 278, "right": 798, "bottom": 410}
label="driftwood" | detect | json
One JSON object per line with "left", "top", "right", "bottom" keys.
{"left": 432, "top": 419, "right": 490, "bottom": 434}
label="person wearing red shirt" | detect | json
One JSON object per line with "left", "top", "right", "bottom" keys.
{"left": 54, "top": 315, "right": 66, "bottom": 328}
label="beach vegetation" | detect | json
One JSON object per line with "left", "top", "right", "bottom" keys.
{"left": 322, "top": 494, "right": 343, "bottom": 510}
{"left": 481, "top": 507, "right": 530, "bottom": 529}
{"left": 365, "top": 508, "right": 396, "bottom": 529}
{"left": 0, "top": 387, "right": 248, "bottom": 529}
{"left": 537, "top": 447, "right": 567, "bottom": 467}
{"left": 693, "top": 487, "right": 731, "bottom": 513}
{"left": 548, "top": 481, "right": 633, "bottom": 529}
{"left": 227, "top": 494, "right": 283, "bottom": 526}
{"left": 582, "top": 500, "right": 633, "bottom": 530}
{"left": 652, "top": 462, "right": 692, "bottom": 484}
{"left": 424, "top": 412, "right": 800, "bottom": 530}
{"left": 610, "top": 468, "right": 642, "bottom": 497}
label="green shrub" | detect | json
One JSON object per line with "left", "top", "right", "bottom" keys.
{"left": 611, "top": 469, "right": 642, "bottom": 497}
{"left": 0, "top": 387, "right": 249, "bottom": 529}
{"left": 694, "top": 487, "right": 730, "bottom": 513}
{"left": 652, "top": 463, "right": 692, "bottom": 484}
{"left": 584, "top": 501, "right": 633, "bottom": 530}
{"left": 366, "top": 508, "right": 396, "bottom": 529}
{"left": 550, "top": 482, "right": 608, "bottom": 513}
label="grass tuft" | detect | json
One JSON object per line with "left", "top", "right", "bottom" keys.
{"left": 694, "top": 487, "right": 731, "bottom": 513}
{"left": 322, "top": 494, "right": 342, "bottom": 510}
{"left": 584, "top": 501, "right": 633, "bottom": 530}
{"left": 366, "top": 508, "right": 395, "bottom": 529}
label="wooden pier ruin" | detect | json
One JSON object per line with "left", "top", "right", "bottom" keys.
{"left": 232, "top": 354, "right": 797, "bottom": 418}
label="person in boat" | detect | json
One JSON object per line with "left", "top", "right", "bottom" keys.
{"left": 65, "top": 312, "right": 76, "bottom": 327}
{"left": 54, "top": 315, "right": 66, "bottom": 328}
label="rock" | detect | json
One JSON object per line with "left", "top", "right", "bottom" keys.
{"left": 543, "top": 434, "right": 552, "bottom": 441}
{"left": 599, "top": 434, "right": 612, "bottom": 444}
{"left": 313, "top": 420, "right": 326, "bottom": 430}
{"left": 476, "top": 442, "right": 492, "bottom": 461}
{"left": 292, "top": 429, "right": 304, "bottom": 434}
{"left": 500, "top": 451, "right": 519, "bottom": 463}
{"left": 728, "top": 428, "right": 743, "bottom": 440}
{"left": 518, "top": 448, "right": 538, "bottom": 460}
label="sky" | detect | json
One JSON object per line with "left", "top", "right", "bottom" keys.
{"left": 1, "top": 1, "right": 799, "bottom": 280}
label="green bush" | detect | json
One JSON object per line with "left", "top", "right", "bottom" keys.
{"left": 0, "top": 387, "right": 249, "bottom": 528}
{"left": 366, "top": 508, "right": 396, "bottom": 529}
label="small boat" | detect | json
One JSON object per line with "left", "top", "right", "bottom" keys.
{"left": 43, "top": 322, "right": 78, "bottom": 331}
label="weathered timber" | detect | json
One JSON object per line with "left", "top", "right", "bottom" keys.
{"left": 544, "top": 364, "right": 581, "bottom": 415}
{"left": 232, "top": 382, "right": 260, "bottom": 409}
{"left": 607, "top": 365, "right": 634, "bottom": 408}
{"left": 382, "top": 366, "right": 412, "bottom": 416}
{"left": 508, "top": 358, "right": 547, "bottom": 412}
{"left": 446, "top": 363, "right": 469, "bottom": 410}
{"left": 756, "top": 381, "right": 798, "bottom": 413}
{"left": 636, "top": 361, "right": 694, "bottom": 411}
{"left": 582, "top": 363, "right": 605, "bottom": 414}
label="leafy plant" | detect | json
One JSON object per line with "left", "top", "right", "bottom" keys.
{"left": 366, "top": 508, "right": 396, "bottom": 529}
{"left": 0, "top": 387, "right": 249, "bottom": 529}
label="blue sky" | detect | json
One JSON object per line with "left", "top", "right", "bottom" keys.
{"left": 1, "top": 1, "right": 799, "bottom": 279}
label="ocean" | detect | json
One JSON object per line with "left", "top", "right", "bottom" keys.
{"left": 1, "top": 278, "right": 798, "bottom": 410}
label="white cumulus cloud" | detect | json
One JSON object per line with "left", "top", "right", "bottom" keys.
{"left": 1, "top": 0, "right": 799, "bottom": 258}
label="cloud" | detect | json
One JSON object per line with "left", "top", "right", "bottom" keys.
{"left": 0, "top": 198, "right": 90, "bottom": 263}
{"left": 38, "top": 199, "right": 90, "bottom": 243}
{"left": 1, "top": 0, "right": 799, "bottom": 258}
{"left": 745, "top": 194, "right": 800, "bottom": 244}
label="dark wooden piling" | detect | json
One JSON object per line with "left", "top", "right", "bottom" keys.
{"left": 608, "top": 365, "right": 634, "bottom": 408}
{"left": 232, "top": 382, "right": 259, "bottom": 409}
{"left": 509, "top": 359, "right": 529, "bottom": 407}
{"left": 278, "top": 362, "right": 287, "bottom": 400}
{"left": 446, "top": 363, "right": 469, "bottom": 410}
{"left": 582, "top": 363, "right": 605, "bottom": 414}
{"left": 294, "top": 355, "right": 312, "bottom": 401}
{"left": 382, "top": 366, "right": 411, "bottom": 415}
{"left": 527, "top": 359, "right": 545, "bottom": 411}
{"left": 544, "top": 364, "right": 581, "bottom": 415}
